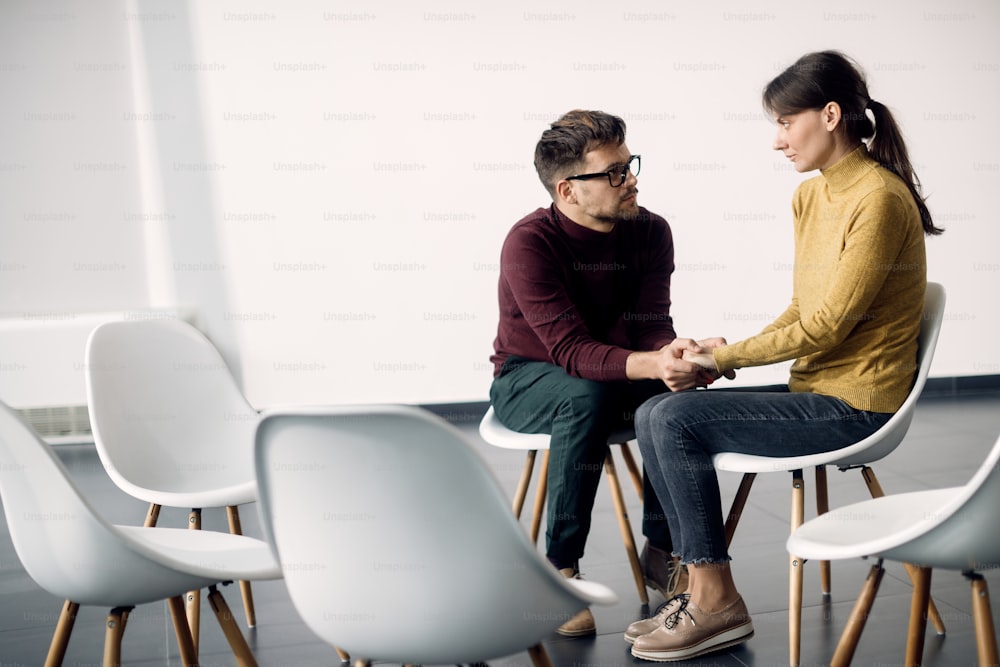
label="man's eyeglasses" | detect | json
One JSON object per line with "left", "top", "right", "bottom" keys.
{"left": 565, "top": 154, "right": 641, "bottom": 188}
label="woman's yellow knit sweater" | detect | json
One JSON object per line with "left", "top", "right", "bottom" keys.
{"left": 714, "top": 146, "right": 927, "bottom": 413}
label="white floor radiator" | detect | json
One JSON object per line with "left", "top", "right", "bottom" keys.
{"left": 0, "top": 310, "right": 187, "bottom": 443}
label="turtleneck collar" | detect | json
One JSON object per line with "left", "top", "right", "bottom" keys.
{"left": 820, "top": 145, "right": 879, "bottom": 193}
{"left": 550, "top": 204, "right": 618, "bottom": 243}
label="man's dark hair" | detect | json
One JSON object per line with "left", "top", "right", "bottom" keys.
{"left": 533, "top": 109, "right": 627, "bottom": 198}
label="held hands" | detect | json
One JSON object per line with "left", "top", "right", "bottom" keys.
{"left": 684, "top": 350, "right": 717, "bottom": 369}
{"left": 655, "top": 338, "right": 733, "bottom": 392}
{"left": 686, "top": 337, "right": 737, "bottom": 381}
{"left": 625, "top": 337, "right": 735, "bottom": 391}
{"left": 683, "top": 337, "right": 721, "bottom": 369}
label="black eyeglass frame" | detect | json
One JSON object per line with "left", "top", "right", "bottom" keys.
{"left": 564, "top": 154, "right": 641, "bottom": 188}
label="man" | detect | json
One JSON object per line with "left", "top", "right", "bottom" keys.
{"left": 489, "top": 109, "right": 721, "bottom": 636}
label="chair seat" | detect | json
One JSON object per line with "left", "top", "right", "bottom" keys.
{"left": 35, "top": 526, "right": 281, "bottom": 609}
{"left": 478, "top": 407, "right": 636, "bottom": 450}
{"left": 115, "top": 477, "right": 258, "bottom": 509}
{"left": 713, "top": 420, "right": 909, "bottom": 473}
{"left": 480, "top": 420, "right": 553, "bottom": 450}
{"left": 787, "top": 488, "right": 961, "bottom": 562}
{"left": 118, "top": 525, "right": 282, "bottom": 580}
{"left": 40, "top": 559, "right": 230, "bottom": 609}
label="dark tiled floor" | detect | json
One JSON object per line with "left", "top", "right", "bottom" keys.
{"left": 1, "top": 389, "right": 999, "bottom": 666}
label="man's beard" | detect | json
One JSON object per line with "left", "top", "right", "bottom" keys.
{"left": 596, "top": 191, "right": 640, "bottom": 223}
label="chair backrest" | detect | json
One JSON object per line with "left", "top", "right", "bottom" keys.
{"left": 831, "top": 280, "right": 946, "bottom": 467}
{"left": 254, "top": 404, "right": 603, "bottom": 665}
{"left": 883, "top": 432, "right": 1000, "bottom": 571}
{"left": 0, "top": 401, "right": 181, "bottom": 604}
{"left": 84, "top": 318, "right": 259, "bottom": 503}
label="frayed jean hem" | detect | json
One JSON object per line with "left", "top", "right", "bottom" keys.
{"left": 679, "top": 556, "right": 732, "bottom": 566}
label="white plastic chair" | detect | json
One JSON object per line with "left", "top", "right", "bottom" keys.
{"left": 788, "top": 432, "right": 1000, "bottom": 667}
{"left": 254, "top": 404, "right": 619, "bottom": 667}
{"left": 0, "top": 400, "right": 281, "bottom": 667}
{"left": 478, "top": 406, "right": 650, "bottom": 603}
{"left": 713, "top": 281, "right": 946, "bottom": 666}
{"left": 84, "top": 318, "right": 261, "bottom": 646}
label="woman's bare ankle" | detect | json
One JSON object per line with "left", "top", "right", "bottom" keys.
{"left": 689, "top": 590, "right": 741, "bottom": 614}
{"left": 687, "top": 561, "right": 740, "bottom": 613}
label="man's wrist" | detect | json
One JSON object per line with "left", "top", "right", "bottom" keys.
{"left": 625, "top": 350, "right": 653, "bottom": 381}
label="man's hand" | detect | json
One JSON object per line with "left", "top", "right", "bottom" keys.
{"left": 626, "top": 338, "right": 714, "bottom": 392}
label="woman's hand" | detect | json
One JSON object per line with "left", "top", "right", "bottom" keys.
{"left": 687, "top": 337, "right": 737, "bottom": 381}
{"left": 683, "top": 348, "right": 717, "bottom": 369}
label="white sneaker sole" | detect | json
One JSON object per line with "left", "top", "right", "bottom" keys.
{"left": 631, "top": 621, "right": 754, "bottom": 662}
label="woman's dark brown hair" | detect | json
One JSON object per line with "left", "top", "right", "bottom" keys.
{"left": 764, "top": 51, "right": 943, "bottom": 235}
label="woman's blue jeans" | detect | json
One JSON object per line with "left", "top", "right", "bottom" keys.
{"left": 635, "top": 385, "right": 891, "bottom": 565}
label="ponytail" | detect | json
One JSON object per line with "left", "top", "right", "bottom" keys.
{"left": 867, "top": 100, "right": 943, "bottom": 236}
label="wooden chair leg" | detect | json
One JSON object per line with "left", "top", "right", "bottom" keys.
{"left": 831, "top": 561, "right": 885, "bottom": 667}
{"left": 168, "top": 595, "right": 198, "bottom": 666}
{"left": 605, "top": 450, "right": 649, "bottom": 605}
{"left": 187, "top": 508, "right": 202, "bottom": 652}
{"left": 905, "top": 566, "right": 932, "bottom": 667}
{"left": 815, "top": 466, "right": 831, "bottom": 595}
{"left": 334, "top": 645, "right": 351, "bottom": 662}
{"left": 789, "top": 469, "right": 805, "bottom": 667}
{"left": 862, "top": 467, "right": 946, "bottom": 635}
{"left": 618, "top": 441, "right": 645, "bottom": 501}
{"left": 102, "top": 607, "right": 130, "bottom": 667}
{"left": 860, "top": 465, "right": 885, "bottom": 498}
{"left": 529, "top": 450, "right": 550, "bottom": 544}
{"left": 226, "top": 505, "right": 257, "bottom": 628}
{"left": 968, "top": 573, "right": 999, "bottom": 667}
{"left": 724, "top": 473, "right": 756, "bottom": 546}
{"left": 528, "top": 642, "right": 554, "bottom": 667}
{"left": 144, "top": 502, "right": 161, "bottom": 528}
{"left": 512, "top": 450, "right": 537, "bottom": 518}
{"left": 208, "top": 585, "right": 258, "bottom": 667}
{"left": 44, "top": 600, "right": 79, "bottom": 667}
{"left": 902, "top": 562, "right": 945, "bottom": 636}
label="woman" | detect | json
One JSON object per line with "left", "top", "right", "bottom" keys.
{"left": 626, "top": 50, "right": 943, "bottom": 662}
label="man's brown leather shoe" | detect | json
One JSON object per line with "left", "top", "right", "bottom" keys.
{"left": 555, "top": 567, "right": 596, "bottom": 637}
{"left": 640, "top": 541, "right": 688, "bottom": 598}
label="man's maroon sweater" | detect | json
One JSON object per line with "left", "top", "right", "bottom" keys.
{"left": 491, "top": 204, "right": 677, "bottom": 382}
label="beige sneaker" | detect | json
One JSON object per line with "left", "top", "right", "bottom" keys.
{"left": 631, "top": 595, "right": 754, "bottom": 662}
{"left": 624, "top": 594, "right": 689, "bottom": 645}
{"left": 640, "top": 542, "right": 688, "bottom": 598}
{"left": 555, "top": 567, "right": 596, "bottom": 637}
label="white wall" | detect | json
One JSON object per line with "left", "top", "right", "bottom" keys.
{"left": 1, "top": 0, "right": 998, "bottom": 409}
